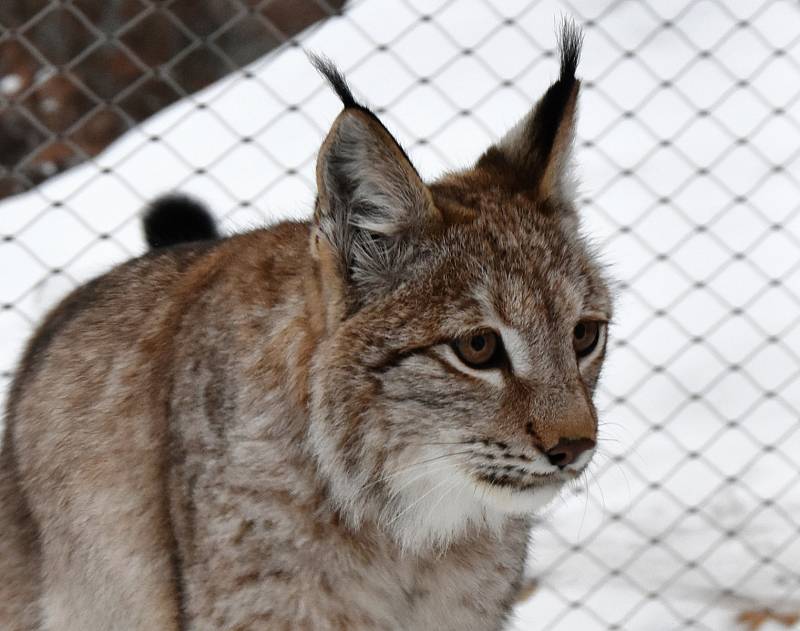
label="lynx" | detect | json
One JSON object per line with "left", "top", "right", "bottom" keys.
{"left": 0, "top": 23, "right": 613, "bottom": 631}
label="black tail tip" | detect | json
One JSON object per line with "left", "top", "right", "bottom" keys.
{"left": 143, "top": 194, "right": 219, "bottom": 250}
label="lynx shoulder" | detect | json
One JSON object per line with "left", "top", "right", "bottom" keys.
{"left": 1, "top": 22, "right": 612, "bottom": 631}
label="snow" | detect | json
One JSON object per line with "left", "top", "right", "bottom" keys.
{"left": 1, "top": 1, "right": 799, "bottom": 629}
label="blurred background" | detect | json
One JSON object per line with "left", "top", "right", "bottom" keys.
{"left": 1, "top": 1, "right": 799, "bottom": 629}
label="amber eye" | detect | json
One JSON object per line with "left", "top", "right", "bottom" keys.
{"left": 573, "top": 321, "right": 602, "bottom": 358}
{"left": 452, "top": 331, "right": 502, "bottom": 369}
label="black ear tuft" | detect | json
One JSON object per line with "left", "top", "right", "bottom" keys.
{"left": 531, "top": 19, "right": 583, "bottom": 169}
{"left": 308, "top": 53, "right": 359, "bottom": 109}
{"left": 310, "top": 51, "right": 424, "bottom": 197}
{"left": 476, "top": 19, "right": 583, "bottom": 198}
{"left": 558, "top": 18, "right": 583, "bottom": 84}
{"left": 143, "top": 194, "right": 219, "bottom": 249}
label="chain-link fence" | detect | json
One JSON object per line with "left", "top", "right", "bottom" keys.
{"left": 1, "top": 1, "right": 799, "bottom": 629}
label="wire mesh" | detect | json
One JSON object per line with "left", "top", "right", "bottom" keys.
{"left": 1, "top": 1, "right": 799, "bottom": 630}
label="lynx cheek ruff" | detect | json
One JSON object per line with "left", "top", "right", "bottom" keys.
{"left": 1, "top": 22, "right": 612, "bottom": 631}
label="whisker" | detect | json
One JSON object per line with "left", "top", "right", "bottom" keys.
{"left": 385, "top": 477, "right": 454, "bottom": 528}
{"left": 577, "top": 470, "right": 591, "bottom": 541}
{"left": 372, "top": 450, "right": 475, "bottom": 486}
{"left": 590, "top": 449, "right": 632, "bottom": 502}
{"left": 375, "top": 460, "right": 462, "bottom": 526}
{"left": 429, "top": 478, "right": 466, "bottom": 557}
{"left": 385, "top": 460, "right": 463, "bottom": 501}
{"left": 427, "top": 477, "right": 459, "bottom": 523}
{"left": 585, "top": 464, "right": 608, "bottom": 513}
{"left": 345, "top": 450, "right": 475, "bottom": 503}
{"left": 405, "top": 441, "right": 479, "bottom": 447}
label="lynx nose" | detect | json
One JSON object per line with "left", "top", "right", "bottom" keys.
{"left": 545, "top": 438, "right": 595, "bottom": 469}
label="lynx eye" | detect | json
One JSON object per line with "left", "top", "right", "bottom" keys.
{"left": 452, "top": 331, "right": 502, "bottom": 369}
{"left": 573, "top": 321, "right": 602, "bottom": 358}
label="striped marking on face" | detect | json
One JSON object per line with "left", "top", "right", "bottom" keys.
{"left": 493, "top": 322, "right": 532, "bottom": 376}
{"left": 433, "top": 345, "right": 505, "bottom": 387}
{"left": 472, "top": 288, "right": 536, "bottom": 378}
{"left": 433, "top": 322, "right": 533, "bottom": 386}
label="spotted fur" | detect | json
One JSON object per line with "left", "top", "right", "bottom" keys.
{"left": 1, "top": 22, "right": 612, "bottom": 631}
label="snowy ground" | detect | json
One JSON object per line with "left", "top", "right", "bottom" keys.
{"left": 1, "top": 1, "right": 799, "bottom": 629}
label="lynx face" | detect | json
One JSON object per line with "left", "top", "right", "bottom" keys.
{"left": 307, "top": 27, "right": 612, "bottom": 551}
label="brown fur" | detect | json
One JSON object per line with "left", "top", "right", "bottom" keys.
{"left": 0, "top": 24, "right": 612, "bottom": 631}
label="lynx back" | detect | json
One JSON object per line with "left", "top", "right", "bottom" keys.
{"left": 1, "top": 22, "right": 612, "bottom": 631}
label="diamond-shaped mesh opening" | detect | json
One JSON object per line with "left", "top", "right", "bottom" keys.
{"left": 1, "top": 1, "right": 799, "bottom": 629}
{"left": 18, "top": 6, "right": 95, "bottom": 67}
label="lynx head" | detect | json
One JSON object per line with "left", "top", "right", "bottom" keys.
{"left": 307, "top": 23, "right": 613, "bottom": 552}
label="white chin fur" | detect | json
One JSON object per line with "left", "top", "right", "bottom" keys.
{"left": 472, "top": 476, "right": 562, "bottom": 515}
{"left": 381, "top": 450, "right": 561, "bottom": 552}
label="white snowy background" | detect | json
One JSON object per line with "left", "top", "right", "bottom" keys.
{"left": 1, "top": 1, "right": 799, "bottom": 630}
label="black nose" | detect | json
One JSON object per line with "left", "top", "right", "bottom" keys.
{"left": 545, "top": 438, "right": 595, "bottom": 468}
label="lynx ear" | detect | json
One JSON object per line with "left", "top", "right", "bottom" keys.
{"left": 478, "top": 21, "right": 582, "bottom": 201}
{"left": 310, "top": 56, "right": 439, "bottom": 308}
